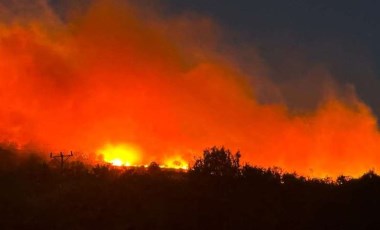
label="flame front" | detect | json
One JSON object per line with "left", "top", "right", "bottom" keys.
{"left": 162, "top": 157, "right": 189, "bottom": 170}
{"left": 98, "top": 144, "right": 141, "bottom": 167}
{"left": 0, "top": 1, "right": 380, "bottom": 177}
{"left": 98, "top": 144, "right": 188, "bottom": 170}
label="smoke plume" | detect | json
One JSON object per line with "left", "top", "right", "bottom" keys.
{"left": 0, "top": 0, "right": 379, "bottom": 177}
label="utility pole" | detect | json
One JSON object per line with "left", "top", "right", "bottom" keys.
{"left": 50, "top": 151, "right": 73, "bottom": 170}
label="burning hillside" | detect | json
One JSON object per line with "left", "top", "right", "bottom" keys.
{"left": 0, "top": 0, "right": 379, "bottom": 177}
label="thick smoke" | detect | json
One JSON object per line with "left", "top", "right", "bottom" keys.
{"left": 0, "top": 0, "right": 379, "bottom": 177}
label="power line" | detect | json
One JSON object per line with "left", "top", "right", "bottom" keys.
{"left": 50, "top": 151, "right": 73, "bottom": 170}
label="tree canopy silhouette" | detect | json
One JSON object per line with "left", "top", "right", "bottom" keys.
{"left": 190, "top": 146, "right": 241, "bottom": 177}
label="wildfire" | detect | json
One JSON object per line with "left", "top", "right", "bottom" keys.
{"left": 98, "top": 144, "right": 141, "bottom": 167}
{"left": 161, "top": 157, "right": 189, "bottom": 170}
{"left": 97, "top": 143, "right": 189, "bottom": 170}
{"left": 0, "top": 0, "right": 380, "bottom": 178}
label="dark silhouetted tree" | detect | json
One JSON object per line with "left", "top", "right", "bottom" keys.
{"left": 190, "top": 146, "right": 241, "bottom": 177}
{"left": 148, "top": 161, "right": 161, "bottom": 173}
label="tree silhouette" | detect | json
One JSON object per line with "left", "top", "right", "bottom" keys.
{"left": 148, "top": 161, "right": 161, "bottom": 174}
{"left": 190, "top": 146, "right": 241, "bottom": 177}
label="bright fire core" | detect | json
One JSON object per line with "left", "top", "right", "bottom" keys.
{"left": 98, "top": 144, "right": 141, "bottom": 167}
{"left": 98, "top": 144, "right": 188, "bottom": 170}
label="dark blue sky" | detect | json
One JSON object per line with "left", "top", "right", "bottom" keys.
{"left": 162, "top": 0, "right": 380, "bottom": 114}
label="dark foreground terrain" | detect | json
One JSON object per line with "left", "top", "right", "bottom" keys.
{"left": 1, "top": 146, "right": 380, "bottom": 230}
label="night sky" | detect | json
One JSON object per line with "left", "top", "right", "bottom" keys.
{"left": 162, "top": 0, "right": 380, "bottom": 115}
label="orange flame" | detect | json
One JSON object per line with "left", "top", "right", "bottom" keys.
{"left": 97, "top": 143, "right": 141, "bottom": 167}
{"left": 0, "top": 1, "right": 379, "bottom": 177}
{"left": 161, "top": 156, "right": 189, "bottom": 170}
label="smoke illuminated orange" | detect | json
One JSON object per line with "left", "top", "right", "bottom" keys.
{"left": 0, "top": 1, "right": 379, "bottom": 177}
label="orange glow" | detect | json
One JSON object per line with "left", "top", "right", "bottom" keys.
{"left": 0, "top": 1, "right": 380, "bottom": 178}
{"left": 110, "top": 159, "right": 123, "bottom": 167}
{"left": 98, "top": 144, "right": 141, "bottom": 167}
{"left": 162, "top": 157, "right": 189, "bottom": 170}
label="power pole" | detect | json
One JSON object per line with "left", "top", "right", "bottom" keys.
{"left": 50, "top": 151, "right": 74, "bottom": 170}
